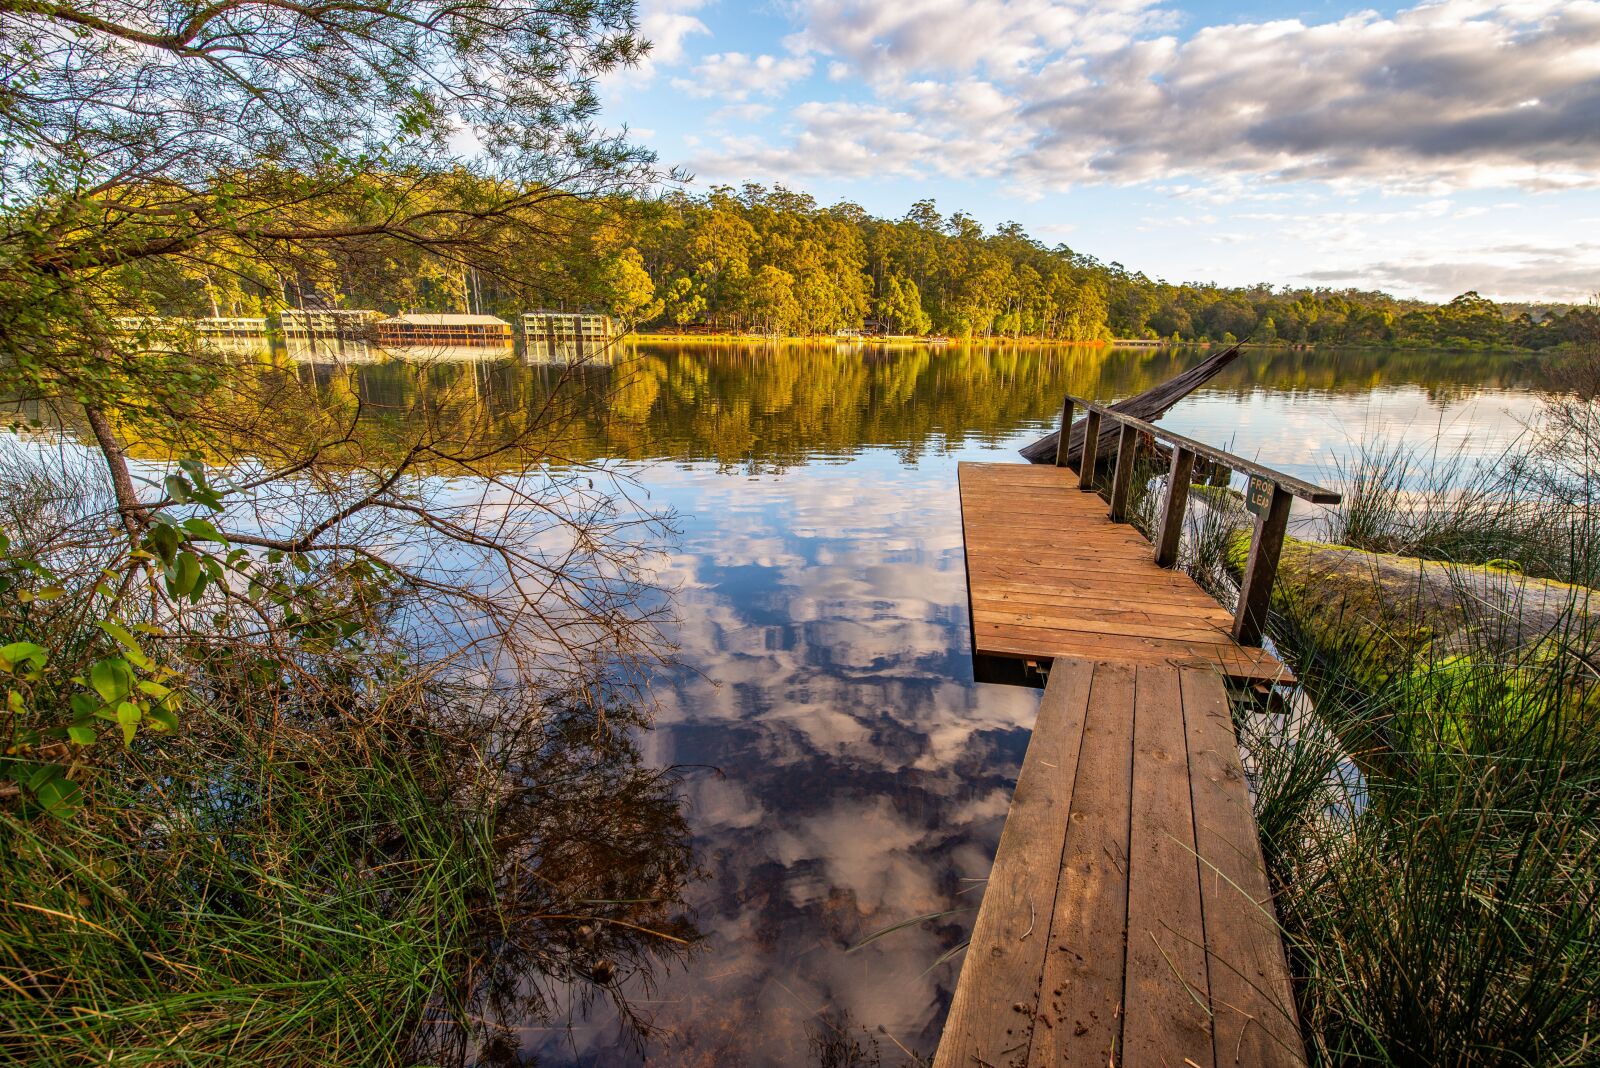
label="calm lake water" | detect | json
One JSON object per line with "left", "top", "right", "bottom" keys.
{"left": 391, "top": 340, "right": 1535, "bottom": 1066}
{"left": 35, "top": 339, "right": 1550, "bottom": 1065}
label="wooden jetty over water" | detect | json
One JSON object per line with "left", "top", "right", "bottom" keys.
{"left": 938, "top": 395, "right": 1340, "bottom": 1068}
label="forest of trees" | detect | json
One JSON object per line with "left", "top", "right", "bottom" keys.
{"left": 614, "top": 188, "right": 1593, "bottom": 349}
{"left": 164, "top": 180, "right": 1594, "bottom": 351}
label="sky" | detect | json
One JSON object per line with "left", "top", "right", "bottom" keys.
{"left": 601, "top": 0, "right": 1600, "bottom": 303}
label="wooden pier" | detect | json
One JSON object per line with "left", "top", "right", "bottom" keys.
{"left": 937, "top": 396, "right": 1338, "bottom": 1068}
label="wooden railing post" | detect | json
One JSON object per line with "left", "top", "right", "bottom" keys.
{"left": 1078, "top": 410, "right": 1102, "bottom": 491}
{"left": 1107, "top": 423, "right": 1139, "bottom": 522}
{"left": 1232, "top": 484, "right": 1293, "bottom": 646}
{"left": 1154, "top": 447, "right": 1196, "bottom": 568}
{"left": 1054, "top": 396, "right": 1075, "bottom": 468}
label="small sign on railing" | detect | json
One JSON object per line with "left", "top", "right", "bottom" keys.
{"left": 1245, "top": 475, "right": 1275, "bottom": 518}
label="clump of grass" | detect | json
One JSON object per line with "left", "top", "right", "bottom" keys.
{"left": 1322, "top": 430, "right": 1600, "bottom": 589}
{"left": 0, "top": 678, "right": 701, "bottom": 1066}
{"left": 0, "top": 446, "right": 700, "bottom": 1065}
{"left": 1250, "top": 599, "right": 1600, "bottom": 1066}
{"left": 1322, "top": 439, "right": 1536, "bottom": 563}
{"left": 1236, "top": 366, "right": 1600, "bottom": 1064}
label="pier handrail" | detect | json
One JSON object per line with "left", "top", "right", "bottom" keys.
{"left": 1053, "top": 392, "right": 1342, "bottom": 647}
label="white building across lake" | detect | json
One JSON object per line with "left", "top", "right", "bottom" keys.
{"left": 376, "top": 313, "right": 513, "bottom": 349}
{"left": 520, "top": 310, "right": 617, "bottom": 362}
{"left": 195, "top": 317, "right": 268, "bottom": 337}
{"left": 281, "top": 309, "right": 381, "bottom": 341}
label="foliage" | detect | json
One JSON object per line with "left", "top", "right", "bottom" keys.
{"left": 1233, "top": 373, "right": 1600, "bottom": 1064}
{"left": 0, "top": 445, "right": 696, "bottom": 1064}
{"left": 1247, "top": 590, "right": 1600, "bottom": 1067}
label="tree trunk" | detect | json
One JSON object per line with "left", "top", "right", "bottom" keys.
{"left": 83, "top": 403, "right": 147, "bottom": 537}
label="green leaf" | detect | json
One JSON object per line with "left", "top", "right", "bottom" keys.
{"left": 147, "top": 524, "right": 181, "bottom": 566}
{"left": 0, "top": 641, "right": 46, "bottom": 672}
{"left": 167, "top": 552, "right": 200, "bottom": 598}
{"left": 89, "top": 657, "right": 132, "bottom": 702}
{"left": 116, "top": 701, "right": 141, "bottom": 744}
{"left": 181, "top": 517, "right": 226, "bottom": 542}
{"left": 178, "top": 458, "right": 208, "bottom": 488}
{"left": 163, "top": 473, "right": 192, "bottom": 503}
{"left": 66, "top": 724, "right": 97, "bottom": 745}
{"left": 34, "top": 775, "right": 82, "bottom": 819}
{"left": 146, "top": 707, "right": 178, "bottom": 732}
{"left": 96, "top": 621, "right": 152, "bottom": 669}
{"left": 136, "top": 679, "right": 171, "bottom": 699}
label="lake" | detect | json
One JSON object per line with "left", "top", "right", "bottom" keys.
{"left": 318, "top": 340, "right": 1543, "bottom": 1065}
{"left": 21, "top": 339, "right": 1542, "bottom": 1064}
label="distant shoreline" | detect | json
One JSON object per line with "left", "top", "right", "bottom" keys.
{"left": 625, "top": 332, "right": 1554, "bottom": 354}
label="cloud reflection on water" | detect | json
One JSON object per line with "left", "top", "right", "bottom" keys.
{"left": 528, "top": 451, "right": 1042, "bottom": 1065}
{"left": 514, "top": 354, "right": 1547, "bottom": 1066}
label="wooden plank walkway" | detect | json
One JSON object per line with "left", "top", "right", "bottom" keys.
{"left": 937, "top": 461, "right": 1306, "bottom": 1067}
{"left": 934, "top": 661, "right": 1306, "bottom": 1068}
{"left": 958, "top": 462, "right": 1290, "bottom": 684}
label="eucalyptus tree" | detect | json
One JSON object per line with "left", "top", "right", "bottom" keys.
{"left": 0, "top": 0, "right": 677, "bottom": 857}
{"left": 0, "top": 0, "right": 664, "bottom": 626}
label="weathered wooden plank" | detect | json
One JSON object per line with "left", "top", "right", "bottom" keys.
{"left": 971, "top": 594, "right": 1233, "bottom": 625}
{"left": 962, "top": 521, "right": 1151, "bottom": 544}
{"left": 1155, "top": 447, "right": 1197, "bottom": 569}
{"left": 968, "top": 559, "right": 1220, "bottom": 585}
{"left": 973, "top": 579, "right": 1232, "bottom": 611}
{"left": 1026, "top": 662, "right": 1137, "bottom": 1068}
{"left": 1055, "top": 396, "right": 1076, "bottom": 468}
{"left": 968, "top": 571, "right": 1218, "bottom": 599}
{"left": 974, "top": 620, "right": 1269, "bottom": 660}
{"left": 976, "top": 633, "right": 1290, "bottom": 685}
{"left": 1121, "top": 665, "right": 1214, "bottom": 1066}
{"left": 933, "top": 661, "right": 1096, "bottom": 1068}
{"left": 973, "top": 608, "right": 1232, "bottom": 643}
{"left": 1232, "top": 484, "right": 1292, "bottom": 647}
{"left": 1079, "top": 411, "right": 1102, "bottom": 491}
{"left": 1107, "top": 423, "right": 1140, "bottom": 523}
{"left": 1179, "top": 670, "right": 1307, "bottom": 1068}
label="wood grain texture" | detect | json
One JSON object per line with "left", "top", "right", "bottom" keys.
{"left": 1027, "top": 663, "right": 1136, "bottom": 1068}
{"left": 933, "top": 662, "right": 1308, "bottom": 1068}
{"left": 1179, "top": 670, "right": 1307, "bottom": 1068}
{"left": 939, "top": 461, "right": 1306, "bottom": 1068}
{"left": 958, "top": 461, "right": 1292, "bottom": 684}
{"left": 1121, "top": 664, "right": 1214, "bottom": 1067}
{"left": 933, "top": 661, "right": 1095, "bottom": 1068}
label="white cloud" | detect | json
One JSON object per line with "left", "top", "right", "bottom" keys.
{"left": 1303, "top": 244, "right": 1600, "bottom": 302}
{"left": 784, "top": 0, "right": 1173, "bottom": 81}
{"left": 689, "top": 100, "right": 983, "bottom": 182}
{"left": 672, "top": 52, "right": 816, "bottom": 101}
{"left": 1016, "top": 0, "right": 1600, "bottom": 190}
{"left": 708, "top": 103, "right": 776, "bottom": 124}
{"left": 704, "top": 0, "right": 1600, "bottom": 195}
{"left": 608, "top": 0, "right": 712, "bottom": 86}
